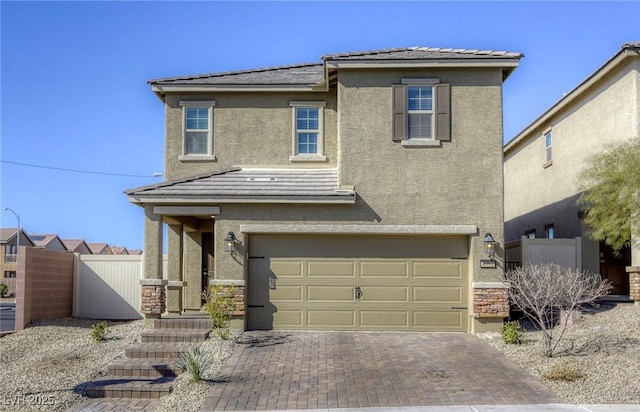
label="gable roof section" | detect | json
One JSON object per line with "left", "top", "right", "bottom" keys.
{"left": 0, "top": 228, "right": 35, "bottom": 246}
{"left": 62, "top": 239, "right": 92, "bottom": 253}
{"left": 505, "top": 41, "right": 640, "bottom": 154}
{"left": 149, "top": 46, "right": 523, "bottom": 95}
{"left": 87, "top": 243, "right": 112, "bottom": 254}
{"left": 126, "top": 168, "right": 355, "bottom": 205}
{"left": 29, "top": 233, "right": 67, "bottom": 250}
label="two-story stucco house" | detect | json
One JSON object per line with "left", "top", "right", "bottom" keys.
{"left": 126, "top": 46, "right": 523, "bottom": 333}
{"left": 504, "top": 42, "right": 640, "bottom": 299}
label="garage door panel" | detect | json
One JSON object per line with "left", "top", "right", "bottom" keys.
{"left": 361, "top": 286, "right": 407, "bottom": 302}
{"left": 273, "top": 310, "right": 303, "bottom": 327}
{"left": 413, "top": 286, "right": 463, "bottom": 303}
{"left": 270, "top": 285, "right": 303, "bottom": 302}
{"left": 307, "top": 286, "right": 354, "bottom": 302}
{"left": 360, "top": 310, "right": 408, "bottom": 327}
{"left": 360, "top": 261, "right": 408, "bottom": 277}
{"left": 307, "top": 261, "right": 355, "bottom": 277}
{"left": 413, "top": 261, "right": 463, "bottom": 278}
{"left": 308, "top": 310, "right": 355, "bottom": 327}
{"left": 414, "top": 310, "right": 465, "bottom": 329}
{"left": 271, "top": 260, "right": 303, "bottom": 277}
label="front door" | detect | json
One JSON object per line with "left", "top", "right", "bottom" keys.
{"left": 202, "top": 233, "right": 214, "bottom": 303}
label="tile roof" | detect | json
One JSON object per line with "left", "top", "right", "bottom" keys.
{"left": 87, "top": 243, "right": 112, "bottom": 254}
{"left": 149, "top": 63, "right": 324, "bottom": 86}
{"left": 61, "top": 239, "right": 88, "bottom": 252}
{"left": 126, "top": 168, "right": 354, "bottom": 201}
{"left": 322, "top": 46, "right": 523, "bottom": 61}
{"left": 149, "top": 46, "right": 522, "bottom": 86}
{"left": 29, "top": 234, "right": 61, "bottom": 248}
{"left": 0, "top": 228, "right": 18, "bottom": 243}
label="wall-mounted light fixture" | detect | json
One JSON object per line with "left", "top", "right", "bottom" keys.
{"left": 484, "top": 232, "right": 497, "bottom": 258}
{"left": 224, "top": 231, "right": 237, "bottom": 254}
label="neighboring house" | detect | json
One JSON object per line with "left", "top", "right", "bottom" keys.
{"left": 30, "top": 234, "right": 68, "bottom": 252}
{"left": 61, "top": 239, "right": 93, "bottom": 254}
{"left": 504, "top": 42, "right": 639, "bottom": 297}
{"left": 128, "top": 249, "right": 143, "bottom": 255}
{"left": 87, "top": 243, "right": 113, "bottom": 255}
{"left": 127, "top": 46, "right": 523, "bottom": 333}
{"left": 0, "top": 228, "right": 35, "bottom": 295}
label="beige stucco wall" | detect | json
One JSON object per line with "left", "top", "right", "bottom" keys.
{"left": 504, "top": 57, "right": 640, "bottom": 272}
{"left": 163, "top": 92, "right": 338, "bottom": 180}
{"left": 206, "top": 67, "right": 507, "bottom": 286}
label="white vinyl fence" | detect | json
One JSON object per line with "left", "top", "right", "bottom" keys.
{"left": 505, "top": 237, "right": 582, "bottom": 272}
{"left": 73, "top": 254, "right": 167, "bottom": 319}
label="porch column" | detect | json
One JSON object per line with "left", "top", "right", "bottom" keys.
{"left": 183, "top": 229, "right": 202, "bottom": 311}
{"left": 140, "top": 204, "right": 166, "bottom": 321}
{"left": 166, "top": 223, "right": 184, "bottom": 314}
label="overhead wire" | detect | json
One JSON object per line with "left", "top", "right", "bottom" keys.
{"left": 1, "top": 160, "right": 163, "bottom": 178}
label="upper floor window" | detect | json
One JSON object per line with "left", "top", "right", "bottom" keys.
{"left": 290, "top": 101, "right": 326, "bottom": 162}
{"left": 392, "top": 78, "right": 450, "bottom": 146}
{"left": 4, "top": 271, "right": 16, "bottom": 278}
{"left": 180, "top": 101, "right": 216, "bottom": 160}
{"left": 525, "top": 229, "right": 536, "bottom": 239}
{"left": 544, "top": 130, "right": 552, "bottom": 164}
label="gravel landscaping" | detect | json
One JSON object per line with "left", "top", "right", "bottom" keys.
{"left": 0, "top": 303, "right": 637, "bottom": 411}
{"left": 477, "top": 302, "right": 640, "bottom": 404}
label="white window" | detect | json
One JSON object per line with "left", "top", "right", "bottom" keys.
{"left": 545, "top": 130, "right": 552, "bottom": 163}
{"left": 290, "top": 101, "right": 326, "bottom": 162}
{"left": 525, "top": 230, "right": 536, "bottom": 239}
{"left": 407, "top": 86, "right": 434, "bottom": 139}
{"left": 180, "top": 101, "right": 215, "bottom": 160}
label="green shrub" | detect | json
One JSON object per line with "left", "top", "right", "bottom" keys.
{"left": 543, "top": 362, "right": 586, "bottom": 382}
{"left": 202, "top": 284, "right": 237, "bottom": 340}
{"left": 176, "top": 347, "right": 212, "bottom": 382}
{"left": 500, "top": 320, "right": 527, "bottom": 345}
{"left": 91, "top": 321, "right": 108, "bottom": 342}
{"left": 0, "top": 283, "right": 8, "bottom": 298}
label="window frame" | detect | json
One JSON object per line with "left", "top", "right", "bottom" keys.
{"left": 393, "top": 78, "right": 450, "bottom": 146}
{"left": 544, "top": 129, "right": 552, "bottom": 167}
{"left": 545, "top": 224, "right": 554, "bottom": 239}
{"left": 289, "top": 101, "right": 326, "bottom": 162}
{"left": 179, "top": 101, "right": 216, "bottom": 161}
{"left": 407, "top": 85, "right": 435, "bottom": 140}
{"left": 525, "top": 229, "right": 536, "bottom": 239}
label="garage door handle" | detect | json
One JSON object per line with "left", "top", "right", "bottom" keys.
{"left": 355, "top": 286, "right": 363, "bottom": 300}
{"left": 451, "top": 306, "right": 467, "bottom": 310}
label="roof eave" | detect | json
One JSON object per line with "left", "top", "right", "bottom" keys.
{"left": 504, "top": 45, "right": 639, "bottom": 154}
{"left": 127, "top": 194, "right": 356, "bottom": 205}
{"left": 151, "top": 83, "right": 327, "bottom": 94}
{"left": 325, "top": 59, "right": 520, "bottom": 69}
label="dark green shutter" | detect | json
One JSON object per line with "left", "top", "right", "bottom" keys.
{"left": 392, "top": 85, "right": 407, "bottom": 141}
{"left": 435, "top": 83, "right": 451, "bottom": 141}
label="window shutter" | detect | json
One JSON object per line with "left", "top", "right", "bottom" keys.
{"left": 435, "top": 83, "right": 451, "bottom": 141}
{"left": 392, "top": 85, "right": 407, "bottom": 141}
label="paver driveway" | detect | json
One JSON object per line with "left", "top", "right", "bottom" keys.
{"left": 201, "top": 331, "right": 560, "bottom": 411}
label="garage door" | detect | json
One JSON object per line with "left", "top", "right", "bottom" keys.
{"left": 247, "top": 235, "right": 469, "bottom": 332}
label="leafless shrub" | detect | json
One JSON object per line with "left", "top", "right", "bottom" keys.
{"left": 506, "top": 263, "right": 611, "bottom": 357}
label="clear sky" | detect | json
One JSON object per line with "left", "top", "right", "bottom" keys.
{"left": 1, "top": 1, "right": 639, "bottom": 251}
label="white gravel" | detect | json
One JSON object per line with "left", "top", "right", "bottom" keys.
{"left": 1, "top": 304, "right": 637, "bottom": 411}
{"left": 477, "top": 302, "right": 640, "bottom": 404}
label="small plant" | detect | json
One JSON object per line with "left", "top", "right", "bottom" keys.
{"left": 202, "top": 284, "right": 237, "bottom": 340}
{"left": 176, "top": 346, "right": 212, "bottom": 382}
{"left": 0, "top": 283, "right": 8, "bottom": 298}
{"left": 542, "top": 362, "right": 586, "bottom": 382}
{"left": 500, "top": 320, "right": 527, "bottom": 345}
{"left": 91, "top": 321, "right": 108, "bottom": 342}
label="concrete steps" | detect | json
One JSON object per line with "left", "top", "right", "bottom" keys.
{"left": 74, "top": 317, "right": 212, "bottom": 406}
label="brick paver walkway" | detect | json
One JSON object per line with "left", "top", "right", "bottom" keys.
{"left": 202, "top": 331, "right": 560, "bottom": 411}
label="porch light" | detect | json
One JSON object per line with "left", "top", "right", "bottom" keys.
{"left": 224, "top": 232, "right": 237, "bottom": 254}
{"left": 484, "top": 232, "right": 496, "bottom": 258}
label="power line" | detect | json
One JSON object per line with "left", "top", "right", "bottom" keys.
{"left": 1, "top": 160, "right": 163, "bottom": 178}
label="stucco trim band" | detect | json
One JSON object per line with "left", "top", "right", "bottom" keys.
{"left": 472, "top": 282, "right": 509, "bottom": 289}
{"left": 240, "top": 224, "right": 478, "bottom": 235}
{"left": 140, "top": 279, "right": 168, "bottom": 286}
{"left": 209, "top": 279, "right": 246, "bottom": 287}
{"left": 129, "top": 195, "right": 355, "bottom": 205}
{"left": 153, "top": 206, "right": 221, "bottom": 216}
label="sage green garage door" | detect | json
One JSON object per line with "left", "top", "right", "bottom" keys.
{"left": 247, "top": 235, "right": 469, "bottom": 332}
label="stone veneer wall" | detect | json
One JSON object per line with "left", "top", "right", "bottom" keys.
{"left": 473, "top": 288, "right": 509, "bottom": 318}
{"left": 141, "top": 285, "right": 166, "bottom": 316}
{"left": 628, "top": 267, "right": 640, "bottom": 303}
{"left": 208, "top": 283, "right": 245, "bottom": 317}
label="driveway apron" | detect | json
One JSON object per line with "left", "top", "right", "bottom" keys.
{"left": 202, "top": 331, "right": 560, "bottom": 411}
